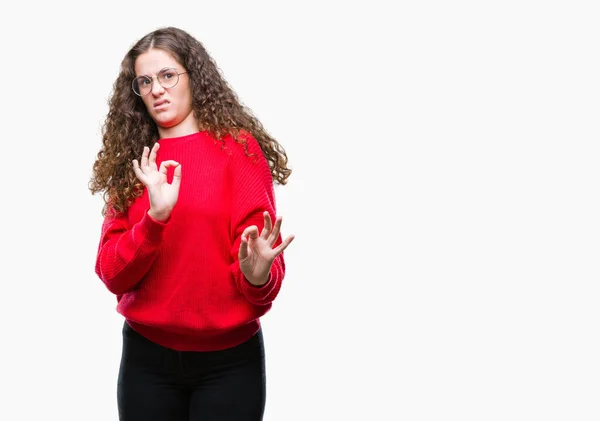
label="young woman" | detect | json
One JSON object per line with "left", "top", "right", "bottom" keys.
{"left": 88, "top": 26, "right": 294, "bottom": 421}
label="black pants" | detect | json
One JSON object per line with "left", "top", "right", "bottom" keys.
{"left": 117, "top": 321, "right": 266, "bottom": 421}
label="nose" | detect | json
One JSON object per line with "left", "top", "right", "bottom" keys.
{"left": 151, "top": 76, "right": 165, "bottom": 96}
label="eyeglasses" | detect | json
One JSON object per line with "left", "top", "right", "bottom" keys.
{"left": 132, "top": 67, "right": 187, "bottom": 96}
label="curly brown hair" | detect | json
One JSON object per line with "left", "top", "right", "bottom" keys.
{"left": 88, "top": 26, "right": 291, "bottom": 216}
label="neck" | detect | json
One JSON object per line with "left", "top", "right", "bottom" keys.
{"left": 157, "top": 110, "right": 203, "bottom": 139}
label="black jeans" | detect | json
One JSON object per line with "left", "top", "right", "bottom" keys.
{"left": 117, "top": 321, "right": 266, "bottom": 421}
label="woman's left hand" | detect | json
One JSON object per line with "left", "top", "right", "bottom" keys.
{"left": 239, "top": 211, "right": 295, "bottom": 286}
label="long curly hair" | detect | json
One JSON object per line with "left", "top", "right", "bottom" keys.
{"left": 89, "top": 26, "right": 291, "bottom": 216}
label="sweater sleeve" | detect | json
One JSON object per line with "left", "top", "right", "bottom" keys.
{"left": 95, "top": 206, "right": 168, "bottom": 295}
{"left": 228, "top": 132, "right": 286, "bottom": 306}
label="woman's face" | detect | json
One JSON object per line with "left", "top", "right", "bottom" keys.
{"left": 134, "top": 48, "right": 197, "bottom": 137}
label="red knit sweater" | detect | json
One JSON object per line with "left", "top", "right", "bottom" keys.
{"left": 94, "top": 131, "right": 286, "bottom": 351}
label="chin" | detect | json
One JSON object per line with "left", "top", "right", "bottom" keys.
{"left": 157, "top": 122, "right": 178, "bottom": 130}
{"left": 154, "top": 115, "right": 177, "bottom": 127}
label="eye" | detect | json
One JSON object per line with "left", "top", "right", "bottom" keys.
{"left": 162, "top": 70, "right": 176, "bottom": 79}
{"left": 138, "top": 77, "right": 151, "bottom": 86}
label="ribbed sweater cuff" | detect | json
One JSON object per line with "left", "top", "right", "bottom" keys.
{"left": 135, "top": 210, "right": 169, "bottom": 244}
{"left": 239, "top": 266, "right": 278, "bottom": 303}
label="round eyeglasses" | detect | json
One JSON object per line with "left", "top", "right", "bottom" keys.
{"left": 132, "top": 68, "right": 187, "bottom": 96}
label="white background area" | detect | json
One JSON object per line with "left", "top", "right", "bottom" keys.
{"left": 1, "top": 1, "right": 598, "bottom": 420}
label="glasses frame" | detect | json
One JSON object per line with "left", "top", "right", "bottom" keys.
{"left": 132, "top": 67, "right": 188, "bottom": 96}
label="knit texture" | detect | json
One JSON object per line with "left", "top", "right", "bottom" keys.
{"left": 95, "top": 131, "right": 286, "bottom": 351}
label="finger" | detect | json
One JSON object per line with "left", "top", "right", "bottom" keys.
{"left": 141, "top": 146, "right": 150, "bottom": 168}
{"left": 272, "top": 234, "right": 295, "bottom": 256}
{"left": 132, "top": 159, "right": 147, "bottom": 183}
{"left": 239, "top": 234, "right": 249, "bottom": 260}
{"left": 268, "top": 216, "right": 283, "bottom": 246}
{"left": 242, "top": 225, "right": 260, "bottom": 241}
{"left": 172, "top": 163, "right": 182, "bottom": 189}
{"left": 260, "top": 211, "right": 272, "bottom": 240}
{"left": 148, "top": 143, "right": 160, "bottom": 169}
{"left": 159, "top": 160, "right": 180, "bottom": 175}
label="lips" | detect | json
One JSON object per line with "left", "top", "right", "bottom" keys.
{"left": 154, "top": 100, "right": 170, "bottom": 108}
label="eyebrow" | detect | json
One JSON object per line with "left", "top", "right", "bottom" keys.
{"left": 136, "top": 67, "right": 177, "bottom": 78}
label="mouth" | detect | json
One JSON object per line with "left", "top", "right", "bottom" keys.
{"left": 154, "top": 100, "right": 170, "bottom": 109}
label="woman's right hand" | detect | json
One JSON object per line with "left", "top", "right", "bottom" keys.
{"left": 132, "top": 143, "right": 181, "bottom": 222}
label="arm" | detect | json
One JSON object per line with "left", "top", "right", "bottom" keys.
{"left": 95, "top": 143, "right": 181, "bottom": 295}
{"left": 95, "top": 207, "right": 168, "bottom": 295}
{"left": 228, "top": 134, "right": 291, "bottom": 306}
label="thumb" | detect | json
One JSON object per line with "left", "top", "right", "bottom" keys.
{"left": 172, "top": 163, "right": 182, "bottom": 188}
{"left": 239, "top": 234, "right": 249, "bottom": 260}
{"left": 245, "top": 226, "right": 259, "bottom": 239}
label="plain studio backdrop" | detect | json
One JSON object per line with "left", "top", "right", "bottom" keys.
{"left": 0, "top": 1, "right": 598, "bottom": 420}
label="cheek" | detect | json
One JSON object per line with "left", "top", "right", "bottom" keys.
{"left": 177, "top": 83, "right": 192, "bottom": 105}
{"left": 142, "top": 98, "right": 154, "bottom": 111}
{"left": 182, "top": 91, "right": 193, "bottom": 110}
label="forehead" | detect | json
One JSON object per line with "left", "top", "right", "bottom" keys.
{"left": 134, "top": 48, "right": 182, "bottom": 75}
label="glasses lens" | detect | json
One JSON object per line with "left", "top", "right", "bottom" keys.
{"left": 158, "top": 69, "right": 179, "bottom": 89}
{"left": 133, "top": 76, "right": 152, "bottom": 96}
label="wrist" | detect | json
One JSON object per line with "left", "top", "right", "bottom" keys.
{"left": 245, "top": 273, "right": 269, "bottom": 287}
{"left": 148, "top": 209, "right": 170, "bottom": 222}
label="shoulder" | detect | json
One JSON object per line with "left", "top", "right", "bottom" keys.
{"left": 224, "top": 130, "right": 263, "bottom": 163}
